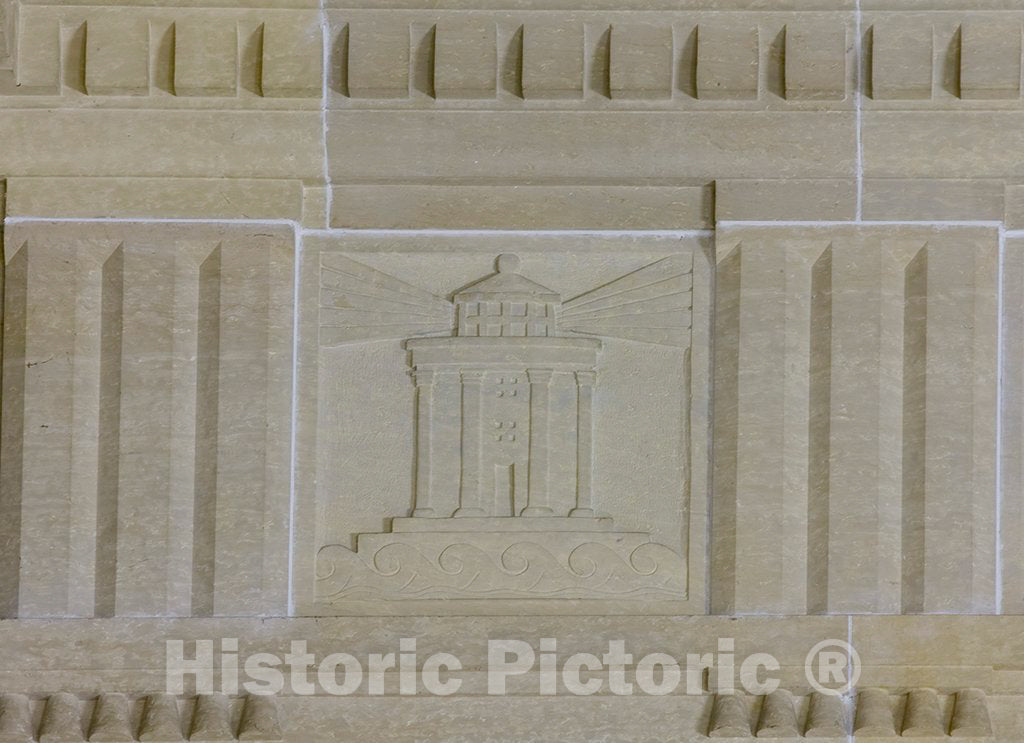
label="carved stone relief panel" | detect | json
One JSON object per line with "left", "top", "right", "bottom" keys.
{"left": 293, "top": 234, "right": 711, "bottom": 614}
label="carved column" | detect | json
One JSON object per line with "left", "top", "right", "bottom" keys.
{"left": 454, "top": 370, "right": 486, "bottom": 516}
{"left": 523, "top": 368, "right": 554, "bottom": 516}
{"left": 411, "top": 369, "right": 435, "bottom": 517}
{"left": 570, "top": 370, "right": 596, "bottom": 517}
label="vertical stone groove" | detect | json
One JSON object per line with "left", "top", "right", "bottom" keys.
{"left": 901, "top": 245, "right": 928, "bottom": 613}
{"left": 94, "top": 243, "right": 124, "bottom": 618}
{"left": 0, "top": 244, "right": 27, "bottom": 618}
{"left": 806, "top": 243, "right": 833, "bottom": 613}
{"left": 710, "top": 243, "right": 740, "bottom": 614}
{"left": 191, "top": 245, "right": 220, "bottom": 617}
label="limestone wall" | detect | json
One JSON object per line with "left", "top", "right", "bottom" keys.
{"left": 2, "top": 0, "right": 1024, "bottom": 737}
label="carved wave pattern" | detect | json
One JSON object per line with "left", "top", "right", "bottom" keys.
{"left": 316, "top": 540, "right": 687, "bottom": 601}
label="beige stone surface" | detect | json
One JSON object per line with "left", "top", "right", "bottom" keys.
{"left": 1002, "top": 237, "right": 1024, "bottom": 615}
{"left": 784, "top": 21, "right": 847, "bottom": 100}
{"left": 0, "top": 111, "right": 322, "bottom": 179}
{"left": 346, "top": 18, "right": 411, "bottom": 98}
{"left": 0, "top": 616, "right": 1022, "bottom": 738}
{"left": 173, "top": 19, "right": 238, "bottom": 97}
{"left": 861, "top": 179, "right": 1005, "bottom": 222}
{"left": 715, "top": 179, "right": 857, "bottom": 222}
{"left": 329, "top": 182, "right": 714, "bottom": 229}
{"left": 863, "top": 111, "right": 1024, "bottom": 179}
{"left": 262, "top": 14, "right": 324, "bottom": 98}
{"left": 609, "top": 23, "right": 673, "bottom": 100}
{"left": 325, "top": 111, "right": 855, "bottom": 181}
{"left": 521, "top": 22, "right": 585, "bottom": 100}
{"left": 434, "top": 18, "right": 498, "bottom": 99}
{"left": 869, "top": 18, "right": 933, "bottom": 100}
{"left": 2, "top": 223, "right": 294, "bottom": 618}
{"left": 293, "top": 233, "right": 712, "bottom": 615}
{"left": 85, "top": 17, "right": 151, "bottom": 96}
{"left": 2, "top": 0, "right": 1024, "bottom": 737}
{"left": 5, "top": 177, "right": 305, "bottom": 221}
{"left": 713, "top": 225, "right": 998, "bottom": 615}
{"left": 960, "top": 19, "right": 1022, "bottom": 100}
{"left": 696, "top": 23, "right": 759, "bottom": 100}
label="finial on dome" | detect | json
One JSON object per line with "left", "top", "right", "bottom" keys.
{"left": 496, "top": 254, "right": 521, "bottom": 274}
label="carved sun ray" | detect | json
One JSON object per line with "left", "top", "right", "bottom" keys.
{"left": 559, "top": 255, "right": 693, "bottom": 347}
{"left": 319, "top": 255, "right": 455, "bottom": 346}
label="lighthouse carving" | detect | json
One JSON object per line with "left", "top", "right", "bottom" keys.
{"left": 316, "top": 253, "right": 692, "bottom": 602}
{"left": 408, "top": 253, "right": 601, "bottom": 520}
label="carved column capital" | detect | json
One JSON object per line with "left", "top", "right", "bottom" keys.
{"left": 575, "top": 370, "right": 597, "bottom": 387}
{"left": 527, "top": 368, "right": 554, "bottom": 385}
{"left": 412, "top": 369, "right": 436, "bottom": 387}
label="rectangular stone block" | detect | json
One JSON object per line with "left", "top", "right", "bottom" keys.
{"left": 6, "top": 177, "right": 304, "bottom": 221}
{"left": 609, "top": 23, "right": 673, "bottom": 100}
{"left": 863, "top": 179, "right": 1005, "bottom": 222}
{"left": 863, "top": 112, "right": 1024, "bottom": 179}
{"left": 1006, "top": 185, "right": 1024, "bottom": 230}
{"left": 302, "top": 184, "right": 330, "bottom": 228}
{"left": 85, "top": 17, "right": 150, "bottom": 96}
{"left": 715, "top": 179, "right": 856, "bottom": 221}
{"left": 870, "top": 19, "right": 933, "bottom": 99}
{"left": 174, "top": 19, "right": 237, "bottom": 97}
{"left": 784, "top": 22, "right": 847, "bottom": 100}
{"left": 327, "top": 111, "right": 855, "bottom": 180}
{"left": 521, "top": 22, "right": 584, "bottom": 100}
{"left": 262, "top": 15, "right": 323, "bottom": 98}
{"left": 434, "top": 19, "right": 497, "bottom": 99}
{"left": 0, "top": 110, "right": 323, "bottom": 179}
{"left": 15, "top": 12, "right": 60, "bottom": 94}
{"left": 347, "top": 20, "right": 410, "bottom": 99}
{"left": 696, "top": 24, "right": 759, "bottom": 100}
{"left": 330, "top": 183, "right": 713, "bottom": 229}
{"left": 854, "top": 616, "right": 1024, "bottom": 682}
{"left": 960, "top": 20, "right": 1022, "bottom": 100}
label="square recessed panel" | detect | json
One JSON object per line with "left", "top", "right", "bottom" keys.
{"left": 696, "top": 24, "right": 759, "bottom": 100}
{"left": 610, "top": 23, "right": 674, "bottom": 100}
{"left": 293, "top": 235, "right": 712, "bottom": 615}
{"left": 347, "top": 19, "right": 410, "bottom": 99}
{"left": 434, "top": 19, "right": 497, "bottom": 99}
{"left": 522, "top": 22, "right": 585, "bottom": 100}
{"left": 870, "top": 18, "right": 933, "bottom": 100}
{"left": 961, "top": 20, "right": 1022, "bottom": 100}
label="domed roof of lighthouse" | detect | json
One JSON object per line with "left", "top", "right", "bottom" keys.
{"left": 454, "top": 254, "right": 561, "bottom": 304}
